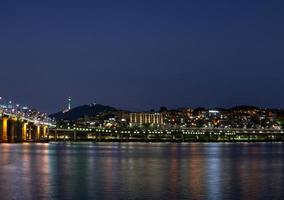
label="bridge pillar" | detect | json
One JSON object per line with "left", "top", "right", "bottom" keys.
{"left": 0, "top": 117, "right": 8, "bottom": 142}
{"left": 8, "top": 118, "right": 17, "bottom": 143}
{"left": 22, "top": 123, "right": 28, "bottom": 142}
{"left": 43, "top": 126, "right": 49, "bottom": 140}
{"left": 16, "top": 121, "right": 23, "bottom": 142}
{"left": 54, "top": 130, "right": 58, "bottom": 141}
{"left": 31, "top": 124, "right": 38, "bottom": 141}
{"left": 74, "top": 131, "right": 77, "bottom": 141}
{"left": 47, "top": 127, "right": 50, "bottom": 139}
{"left": 27, "top": 124, "right": 32, "bottom": 141}
{"left": 36, "top": 126, "right": 40, "bottom": 141}
{"left": 43, "top": 126, "right": 47, "bottom": 138}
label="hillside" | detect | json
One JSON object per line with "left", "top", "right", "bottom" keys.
{"left": 50, "top": 103, "right": 117, "bottom": 121}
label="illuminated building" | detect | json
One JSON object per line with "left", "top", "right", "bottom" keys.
{"left": 130, "top": 113, "right": 164, "bottom": 127}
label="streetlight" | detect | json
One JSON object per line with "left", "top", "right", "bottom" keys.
{"left": 16, "top": 104, "right": 20, "bottom": 114}
{"left": 8, "top": 101, "right": 12, "bottom": 110}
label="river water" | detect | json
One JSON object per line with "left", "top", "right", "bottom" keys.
{"left": 0, "top": 143, "right": 283, "bottom": 200}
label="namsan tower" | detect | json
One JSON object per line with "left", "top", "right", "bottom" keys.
{"left": 68, "top": 97, "right": 71, "bottom": 110}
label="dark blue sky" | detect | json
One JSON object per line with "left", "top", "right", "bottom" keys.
{"left": 0, "top": 0, "right": 283, "bottom": 113}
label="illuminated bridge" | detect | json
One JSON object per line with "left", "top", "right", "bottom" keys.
{"left": 0, "top": 99, "right": 54, "bottom": 143}
{"left": 49, "top": 127, "right": 284, "bottom": 142}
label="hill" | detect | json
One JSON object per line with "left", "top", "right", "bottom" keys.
{"left": 50, "top": 103, "right": 117, "bottom": 121}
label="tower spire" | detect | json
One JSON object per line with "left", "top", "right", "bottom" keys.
{"left": 68, "top": 97, "right": 71, "bottom": 110}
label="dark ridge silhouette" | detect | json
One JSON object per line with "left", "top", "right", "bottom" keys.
{"left": 50, "top": 103, "right": 117, "bottom": 121}
{"left": 230, "top": 105, "right": 260, "bottom": 110}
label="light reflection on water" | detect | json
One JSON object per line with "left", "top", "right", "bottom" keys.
{"left": 0, "top": 143, "right": 283, "bottom": 200}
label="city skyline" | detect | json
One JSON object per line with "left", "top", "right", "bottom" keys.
{"left": 2, "top": 94, "right": 284, "bottom": 115}
{"left": 1, "top": 0, "right": 284, "bottom": 113}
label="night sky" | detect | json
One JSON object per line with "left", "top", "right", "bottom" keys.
{"left": 0, "top": 0, "right": 283, "bottom": 113}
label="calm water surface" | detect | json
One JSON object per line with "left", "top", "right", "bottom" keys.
{"left": 0, "top": 143, "right": 283, "bottom": 200}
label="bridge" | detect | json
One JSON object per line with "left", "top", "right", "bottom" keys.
{"left": 48, "top": 127, "right": 284, "bottom": 142}
{"left": 0, "top": 99, "right": 54, "bottom": 143}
